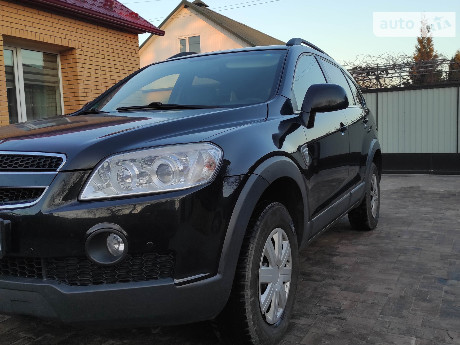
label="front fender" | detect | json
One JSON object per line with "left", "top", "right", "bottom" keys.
{"left": 217, "top": 156, "right": 309, "bottom": 305}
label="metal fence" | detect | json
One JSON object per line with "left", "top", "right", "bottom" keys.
{"left": 344, "top": 56, "right": 460, "bottom": 90}
{"left": 363, "top": 86, "right": 460, "bottom": 154}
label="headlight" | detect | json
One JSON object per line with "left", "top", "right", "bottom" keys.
{"left": 80, "top": 143, "right": 223, "bottom": 200}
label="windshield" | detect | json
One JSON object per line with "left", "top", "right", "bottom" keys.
{"left": 96, "top": 50, "right": 287, "bottom": 112}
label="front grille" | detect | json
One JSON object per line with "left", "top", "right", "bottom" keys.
{"left": 0, "top": 187, "right": 46, "bottom": 206}
{"left": 0, "top": 154, "right": 64, "bottom": 171}
{"left": 0, "top": 253, "right": 175, "bottom": 286}
{"left": 0, "top": 257, "right": 43, "bottom": 279}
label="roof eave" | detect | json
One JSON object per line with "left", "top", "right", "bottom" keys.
{"left": 183, "top": 1, "right": 282, "bottom": 46}
{"left": 184, "top": 2, "right": 253, "bottom": 45}
{"left": 140, "top": 0, "right": 256, "bottom": 49}
{"left": 140, "top": 0, "right": 187, "bottom": 49}
{"left": 15, "top": 0, "right": 165, "bottom": 35}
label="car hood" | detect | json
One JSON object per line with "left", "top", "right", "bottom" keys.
{"left": 0, "top": 104, "right": 267, "bottom": 170}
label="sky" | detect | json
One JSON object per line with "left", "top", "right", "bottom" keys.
{"left": 118, "top": 0, "right": 460, "bottom": 65}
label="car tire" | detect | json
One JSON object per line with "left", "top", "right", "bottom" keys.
{"left": 217, "top": 202, "right": 299, "bottom": 345}
{"left": 348, "top": 162, "right": 380, "bottom": 231}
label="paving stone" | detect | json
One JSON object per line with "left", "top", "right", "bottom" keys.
{"left": 0, "top": 174, "right": 459, "bottom": 345}
{"left": 300, "top": 331, "right": 350, "bottom": 345}
{"left": 367, "top": 332, "right": 417, "bottom": 345}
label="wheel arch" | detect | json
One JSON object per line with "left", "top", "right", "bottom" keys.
{"left": 373, "top": 148, "right": 382, "bottom": 178}
{"left": 366, "top": 139, "right": 382, "bottom": 178}
{"left": 249, "top": 155, "right": 308, "bottom": 246}
{"left": 256, "top": 177, "right": 305, "bottom": 246}
{"left": 216, "top": 155, "right": 308, "bottom": 305}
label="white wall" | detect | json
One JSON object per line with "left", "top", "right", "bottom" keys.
{"left": 364, "top": 87, "right": 460, "bottom": 154}
{"left": 140, "top": 7, "right": 248, "bottom": 67}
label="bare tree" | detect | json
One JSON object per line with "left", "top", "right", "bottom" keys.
{"left": 343, "top": 54, "right": 413, "bottom": 89}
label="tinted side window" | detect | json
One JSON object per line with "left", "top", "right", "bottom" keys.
{"left": 291, "top": 55, "right": 326, "bottom": 112}
{"left": 320, "top": 59, "right": 355, "bottom": 106}
{"left": 346, "top": 76, "right": 366, "bottom": 107}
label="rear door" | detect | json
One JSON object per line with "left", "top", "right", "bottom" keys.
{"left": 343, "top": 75, "right": 370, "bottom": 185}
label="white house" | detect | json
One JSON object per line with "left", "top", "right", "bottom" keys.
{"left": 139, "top": 0, "right": 284, "bottom": 67}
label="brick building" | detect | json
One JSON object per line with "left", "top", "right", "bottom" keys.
{"left": 0, "top": 0, "right": 164, "bottom": 126}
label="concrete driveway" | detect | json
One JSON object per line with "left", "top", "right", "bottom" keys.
{"left": 0, "top": 175, "right": 459, "bottom": 345}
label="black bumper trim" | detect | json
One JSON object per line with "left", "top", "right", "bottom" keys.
{"left": 0, "top": 274, "right": 228, "bottom": 326}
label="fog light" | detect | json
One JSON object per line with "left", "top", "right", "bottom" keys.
{"left": 85, "top": 223, "right": 128, "bottom": 265}
{"left": 107, "top": 233, "right": 125, "bottom": 257}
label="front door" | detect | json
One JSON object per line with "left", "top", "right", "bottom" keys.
{"left": 288, "top": 54, "right": 351, "bottom": 232}
{"left": 304, "top": 109, "right": 350, "bottom": 231}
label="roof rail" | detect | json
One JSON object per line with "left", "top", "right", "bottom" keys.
{"left": 286, "top": 38, "right": 329, "bottom": 56}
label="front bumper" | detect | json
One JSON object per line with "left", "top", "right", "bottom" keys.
{"left": 0, "top": 274, "right": 229, "bottom": 326}
{"left": 0, "top": 170, "right": 248, "bottom": 324}
{"left": 1, "top": 171, "right": 242, "bottom": 281}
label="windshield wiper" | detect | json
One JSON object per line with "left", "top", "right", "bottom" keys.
{"left": 116, "top": 102, "right": 217, "bottom": 112}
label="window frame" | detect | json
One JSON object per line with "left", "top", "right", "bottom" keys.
{"left": 178, "top": 35, "right": 201, "bottom": 54}
{"left": 4, "top": 46, "right": 64, "bottom": 123}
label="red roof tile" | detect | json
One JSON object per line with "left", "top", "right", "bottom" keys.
{"left": 16, "top": 0, "right": 164, "bottom": 35}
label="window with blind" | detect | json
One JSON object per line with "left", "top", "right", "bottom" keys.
{"left": 3, "top": 47, "right": 63, "bottom": 124}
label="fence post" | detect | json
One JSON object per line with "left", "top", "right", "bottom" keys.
{"left": 457, "top": 86, "right": 459, "bottom": 153}
{"left": 376, "top": 92, "right": 379, "bottom": 130}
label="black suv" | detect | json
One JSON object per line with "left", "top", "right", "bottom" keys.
{"left": 0, "top": 38, "right": 380, "bottom": 345}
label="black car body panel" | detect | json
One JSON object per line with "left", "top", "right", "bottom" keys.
{"left": 0, "top": 42, "right": 380, "bottom": 326}
{"left": 0, "top": 105, "right": 267, "bottom": 171}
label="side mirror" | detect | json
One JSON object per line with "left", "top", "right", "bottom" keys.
{"left": 300, "top": 84, "right": 349, "bottom": 129}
